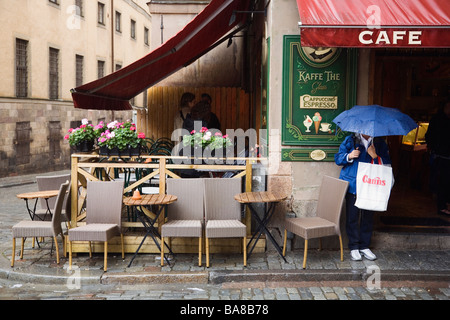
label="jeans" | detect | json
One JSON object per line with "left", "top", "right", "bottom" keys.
{"left": 345, "top": 193, "right": 374, "bottom": 251}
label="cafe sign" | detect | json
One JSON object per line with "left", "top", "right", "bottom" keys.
{"left": 281, "top": 35, "right": 357, "bottom": 154}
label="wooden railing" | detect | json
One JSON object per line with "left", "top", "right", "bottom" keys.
{"left": 69, "top": 152, "right": 262, "bottom": 254}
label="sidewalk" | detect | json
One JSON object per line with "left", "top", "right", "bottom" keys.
{"left": 1, "top": 171, "right": 449, "bottom": 287}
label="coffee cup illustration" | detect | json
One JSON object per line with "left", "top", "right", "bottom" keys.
{"left": 320, "top": 122, "right": 331, "bottom": 132}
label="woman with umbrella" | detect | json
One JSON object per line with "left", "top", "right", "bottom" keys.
{"left": 333, "top": 105, "right": 417, "bottom": 261}
{"left": 335, "top": 133, "right": 391, "bottom": 261}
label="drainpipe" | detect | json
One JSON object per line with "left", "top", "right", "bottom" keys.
{"left": 160, "top": 14, "right": 164, "bottom": 45}
{"left": 111, "top": 0, "right": 115, "bottom": 120}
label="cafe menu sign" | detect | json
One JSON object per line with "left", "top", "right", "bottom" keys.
{"left": 281, "top": 36, "right": 357, "bottom": 160}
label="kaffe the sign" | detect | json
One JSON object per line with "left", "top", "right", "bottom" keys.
{"left": 282, "top": 35, "right": 357, "bottom": 148}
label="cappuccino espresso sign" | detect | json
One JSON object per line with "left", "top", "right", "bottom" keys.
{"left": 282, "top": 36, "right": 357, "bottom": 154}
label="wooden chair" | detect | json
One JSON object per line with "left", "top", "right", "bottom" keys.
{"left": 11, "top": 181, "right": 70, "bottom": 267}
{"left": 68, "top": 181, "right": 124, "bottom": 272}
{"left": 282, "top": 176, "right": 349, "bottom": 269}
{"left": 204, "top": 178, "right": 246, "bottom": 267}
{"left": 161, "top": 178, "right": 204, "bottom": 266}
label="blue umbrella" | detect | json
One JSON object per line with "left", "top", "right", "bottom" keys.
{"left": 332, "top": 105, "right": 418, "bottom": 137}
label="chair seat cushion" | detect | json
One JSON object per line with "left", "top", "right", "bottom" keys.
{"left": 12, "top": 221, "right": 54, "bottom": 238}
{"left": 161, "top": 220, "right": 202, "bottom": 238}
{"left": 206, "top": 220, "right": 246, "bottom": 238}
{"left": 284, "top": 217, "right": 337, "bottom": 240}
{"left": 68, "top": 224, "right": 119, "bottom": 242}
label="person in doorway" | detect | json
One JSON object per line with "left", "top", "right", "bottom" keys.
{"left": 335, "top": 133, "right": 391, "bottom": 261}
{"left": 425, "top": 100, "right": 450, "bottom": 216}
{"left": 201, "top": 93, "right": 221, "bottom": 131}
{"left": 173, "top": 92, "right": 195, "bottom": 131}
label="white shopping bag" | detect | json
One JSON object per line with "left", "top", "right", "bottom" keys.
{"left": 355, "top": 158, "right": 393, "bottom": 212}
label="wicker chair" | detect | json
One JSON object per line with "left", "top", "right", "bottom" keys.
{"left": 11, "top": 181, "right": 70, "bottom": 267}
{"left": 68, "top": 181, "right": 124, "bottom": 272}
{"left": 282, "top": 176, "right": 349, "bottom": 269}
{"left": 161, "top": 178, "right": 204, "bottom": 266}
{"left": 204, "top": 178, "right": 246, "bottom": 267}
{"left": 35, "top": 174, "right": 71, "bottom": 221}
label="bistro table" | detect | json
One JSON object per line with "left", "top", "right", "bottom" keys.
{"left": 16, "top": 190, "right": 59, "bottom": 221}
{"left": 234, "top": 191, "right": 288, "bottom": 262}
{"left": 123, "top": 193, "right": 177, "bottom": 267}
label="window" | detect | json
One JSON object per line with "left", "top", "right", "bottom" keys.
{"left": 49, "top": 48, "right": 59, "bottom": 100}
{"left": 115, "top": 11, "right": 121, "bottom": 33}
{"left": 75, "top": 0, "right": 84, "bottom": 17}
{"left": 115, "top": 64, "right": 122, "bottom": 71}
{"left": 49, "top": 0, "right": 59, "bottom": 5}
{"left": 98, "top": 2, "right": 105, "bottom": 25}
{"left": 131, "top": 19, "right": 136, "bottom": 39}
{"left": 75, "top": 55, "right": 84, "bottom": 87}
{"left": 15, "top": 39, "right": 28, "bottom": 98}
{"left": 48, "top": 121, "right": 62, "bottom": 160}
{"left": 15, "top": 122, "right": 32, "bottom": 165}
{"left": 144, "top": 27, "right": 149, "bottom": 46}
{"left": 98, "top": 60, "right": 105, "bottom": 79}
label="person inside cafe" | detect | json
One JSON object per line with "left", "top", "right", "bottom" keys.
{"left": 335, "top": 133, "right": 391, "bottom": 261}
{"left": 173, "top": 92, "right": 196, "bottom": 131}
{"left": 183, "top": 100, "right": 221, "bottom": 133}
{"left": 425, "top": 100, "right": 450, "bottom": 216}
{"left": 201, "top": 93, "right": 221, "bottom": 131}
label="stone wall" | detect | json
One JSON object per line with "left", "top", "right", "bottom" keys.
{"left": 0, "top": 98, "right": 132, "bottom": 178}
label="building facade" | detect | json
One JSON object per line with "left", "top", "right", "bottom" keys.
{"left": 0, "top": 0, "right": 151, "bottom": 177}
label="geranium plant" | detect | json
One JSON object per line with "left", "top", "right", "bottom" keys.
{"left": 182, "top": 127, "right": 232, "bottom": 150}
{"left": 64, "top": 119, "right": 96, "bottom": 146}
{"left": 97, "top": 120, "right": 146, "bottom": 150}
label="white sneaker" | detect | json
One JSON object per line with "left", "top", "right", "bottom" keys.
{"left": 360, "top": 249, "right": 377, "bottom": 261}
{"left": 350, "top": 249, "right": 362, "bottom": 261}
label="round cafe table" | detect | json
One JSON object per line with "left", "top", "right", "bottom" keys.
{"left": 123, "top": 194, "right": 177, "bottom": 267}
{"left": 16, "top": 190, "right": 59, "bottom": 221}
{"left": 235, "top": 191, "right": 288, "bottom": 262}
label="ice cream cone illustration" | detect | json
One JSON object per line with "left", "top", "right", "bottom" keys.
{"left": 312, "top": 112, "right": 322, "bottom": 134}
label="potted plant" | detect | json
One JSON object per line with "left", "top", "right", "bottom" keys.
{"left": 181, "top": 127, "right": 233, "bottom": 162}
{"left": 97, "top": 120, "right": 146, "bottom": 156}
{"left": 64, "top": 119, "right": 96, "bottom": 152}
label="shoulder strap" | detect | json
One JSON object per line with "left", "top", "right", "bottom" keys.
{"left": 371, "top": 156, "right": 382, "bottom": 165}
{"left": 180, "top": 110, "right": 185, "bottom": 121}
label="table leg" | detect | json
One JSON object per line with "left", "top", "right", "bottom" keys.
{"left": 247, "top": 203, "right": 287, "bottom": 262}
{"left": 127, "top": 205, "right": 173, "bottom": 267}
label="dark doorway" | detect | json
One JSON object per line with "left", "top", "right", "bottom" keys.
{"left": 371, "top": 49, "right": 450, "bottom": 233}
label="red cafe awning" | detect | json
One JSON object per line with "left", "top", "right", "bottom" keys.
{"left": 297, "top": 0, "right": 450, "bottom": 48}
{"left": 71, "top": 0, "right": 252, "bottom": 111}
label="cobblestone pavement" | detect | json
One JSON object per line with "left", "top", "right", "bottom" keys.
{"left": 0, "top": 171, "right": 449, "bottom": 304}
{"left": 0, "top": 277, "right": 449, "bottom": 301}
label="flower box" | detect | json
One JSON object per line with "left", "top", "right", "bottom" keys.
{"left": 99, "top": 145, "right": 141, "bottom": 157}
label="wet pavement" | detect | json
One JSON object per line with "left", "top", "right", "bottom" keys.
{"left": 0, "top": 170, "right": 449, "bottom": 304}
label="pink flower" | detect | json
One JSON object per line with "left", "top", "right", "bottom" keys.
{"left": 68, "top": 128, "right": 74, "bottom": 133}
{"left": 215, "top": 132, "right": 222, "bottom": 136}
{"left": 200, "top": 127, "right": 208, "bottom": 133}
{"left": 191, "top": 130, "right": 196, "bottom": 134}
{"left": 223, "top": 135, "right": 229, "bottom": 139}
{"left": 99, "top": 137, "right": 106, "bottom": 143}
{"left": 80, "top": 124, "right": 86, "bottom": 129}
{"left": 64, "top": 134, "right": 69, "bottom": 140}
{"left": 138, "top": 132, "right": 146, "bottom": 139}
{"left": 130, "top": 126, "right": 136, "bottom": 131}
